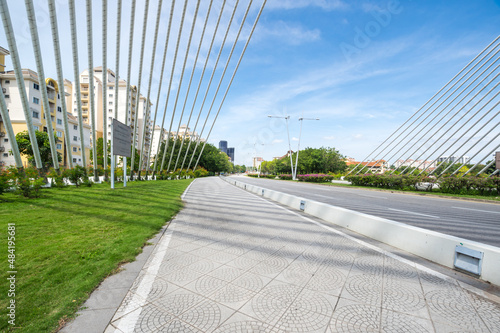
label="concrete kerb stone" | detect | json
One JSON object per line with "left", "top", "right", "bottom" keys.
{"left": 223, "top": 177, "right": 500, "bottom": 287}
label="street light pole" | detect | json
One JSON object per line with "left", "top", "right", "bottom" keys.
{"left": 295, "top": 117, "right": 320, "bottom": 179}
{"left": 268, "top": 115, "right": 295, "bottom": 179}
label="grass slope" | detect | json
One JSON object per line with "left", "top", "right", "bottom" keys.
{"left": 0, "top": 179, "right": 192, "bottom": 332}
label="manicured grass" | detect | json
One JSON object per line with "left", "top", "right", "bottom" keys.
{"left": 0, "top": 179, "right": 192, "bottom": 332}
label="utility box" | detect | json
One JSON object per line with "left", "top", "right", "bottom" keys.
{"left": 454, "top": 245, "right": 483, "bottom": 276}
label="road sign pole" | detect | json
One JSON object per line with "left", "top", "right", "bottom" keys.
{"left": 111, "top": 120, "right": 115, "bottom": 189}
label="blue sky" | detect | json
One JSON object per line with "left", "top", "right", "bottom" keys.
{"left": 1, "top": 0, "right": 499, "bottom": 166}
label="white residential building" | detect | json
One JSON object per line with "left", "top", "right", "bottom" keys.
{"left": 0, "top": 68, "right": 91, "bottom": 168}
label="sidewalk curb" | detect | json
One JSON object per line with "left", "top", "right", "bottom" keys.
{"left": 224, "top": 177, "right": 500, "bottom": 287}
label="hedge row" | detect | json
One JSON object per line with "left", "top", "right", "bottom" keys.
{"left": 0, "top": 166, "right": 210, "bottom": 199}
{"left": 247, "top": 174, "right": 276, "bottom": 179}
{"left": 346, "top": 174, "right": 500, "bottom": 195}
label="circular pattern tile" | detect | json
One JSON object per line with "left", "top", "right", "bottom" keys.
{"left": 469, "top": 291, "right": 500, "bottom": 330}
{"left": 134, "top": 303, "right": 174, "bottom": 333}
{"left": 232, "top": 273, "right": 265, "bottom": 292}
{"left": 320, "top": 251, "right": 354, "bottom": 268}
{"left": 426, "top": 289, "right": 489, "bottom": 331}
{"left": 195, "top": 275, "right": 227, "bottom": 295}
{"left": 213, "top": 284, "right": 255, "bottom": 303}
{"left": 353, "top": 255, "right": 384, "bottom": 275}
{"left": 179, "top": 300, "right": 222, "bottom": 332}
{"left": 214, "top": 321, "right": 283, "bottom": 333}
{"left": 252, "top": 256, "right": 289, "bottom": 275}
{"left": 346, "top": 274, "right": 383, "bottom": 305}
{"left": 307, "top": 266, "right": 345, "bottom": 292}
{"left": 384, "top": 258, "right": 419, "bottom": 281}
{"left": 332, "top": 304, "right": 430, "bottom": 333}
{"left": 188, "top": 260, "right": 215, "bottom": 274}
{"left": 154, "top": 293, "right": 204, "bottom": 317}
{"left": 251, "top": 284, "right": 302, "bottom": 323}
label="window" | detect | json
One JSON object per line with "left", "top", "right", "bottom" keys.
{"left": 78, "top": 158, "right": 81, "bottom": 162}
{"left": 4, "top": 138, "right": 8, "bottom": 142}
{"left": 57, "top": 94, "right": 60, "bottom": 99}
{"left": 109, "top": 86, "right": 113, "bottom": 90}
{"left": 33, "top": 126, "right": 39, "bottom": 131}
{"left": 33, "top": 83, "right": 40, "bottom": 90}
{"left": 57, "top": 106, "right": 62, "bottom": 112}
{"left": 32, "top": 111, "right": 39, "bottom": 118}
{"left": 109, "top": 109, "right": 113, "bottom": 113}
{"left": 73, "top": 147, "right": 77, "bottom": 152}
{"left": 51, "top": 116, "right": 55, "bottom": 122}
{"left": 3, "top": 153, "right": 8, "bottom": 157}
{"left": 109, "top": 94, "right": 113, "bottom": 97}
{"left": 73, "top": 125, "right": 77, "bottom": 130}
{"left": 73, "top": 136, "right": 77, "bottom": 141}
{"left": 33, "top": 97, "right": 39, "bottom": 104}
{"left": 4, "top": 95, "right": 9, "bottom": 99}
{"left": 56, "top": 144, "right": 62, "bottom": 149}
{"left": 4, "top": 80, "right": 9, "bottom": 84}
{"left": 56, "top": 131, "right": 62, "bottom": 137}
{"left": 109, "top": 101, "right": 113, "bottom": 105}
{"left": 73, "top": 158, "right": 77, "bottom": 163}
{"left": 57, "top": 119, "right": 62, "bottom": 125}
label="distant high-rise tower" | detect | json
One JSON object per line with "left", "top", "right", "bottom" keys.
{"left": 227, "top": 147, "right": 235, "bottom": 162}
{"left": 219, "top": 140, "right": 228, "bottom": 154}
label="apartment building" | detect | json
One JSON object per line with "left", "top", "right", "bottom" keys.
{"left": 0, "top": 68, "right": 91, "bottom": 168}
{"left": 150, "top": 124, "right": 204, "bottom": 164}
{"left": 70, "top": 68, "right": 152, "bottom": 164}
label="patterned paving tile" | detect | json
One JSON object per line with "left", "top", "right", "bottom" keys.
{"left": 106, "top": 177, "right": 500, "bottom": 333}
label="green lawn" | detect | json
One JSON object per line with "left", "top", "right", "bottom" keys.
{"left": 0, "top": 179, "right": 192, "bottom": 332}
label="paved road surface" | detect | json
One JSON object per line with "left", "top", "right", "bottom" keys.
{"left": 228, "top": 176, "right": 500, "bottom": 248}
{"left": 100, "top": 177, "right": 499, "bottom": 333}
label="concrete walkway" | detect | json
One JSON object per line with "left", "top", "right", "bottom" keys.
{"left": 79, "top": 177, "right": 500, "bottom": 332}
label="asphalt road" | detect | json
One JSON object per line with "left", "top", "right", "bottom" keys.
{"left": 228, "top": 176, "right": 500, "bottom": 248}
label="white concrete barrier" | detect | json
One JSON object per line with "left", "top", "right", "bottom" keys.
{"left": 223, "top": 177, "right": 500, "bottom": 287}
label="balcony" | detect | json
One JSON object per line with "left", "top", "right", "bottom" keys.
{"left": 0, "top": 132, "right": 5, "bottom": 137}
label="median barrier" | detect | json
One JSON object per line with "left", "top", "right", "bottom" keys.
{"left": 222, "top": 177, "right": 500, "bottom": 286}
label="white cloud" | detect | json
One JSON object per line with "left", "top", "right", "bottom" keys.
{"left": 324, "top": 136, "right": 336, "bottom": 140}
{"left": 257, "top": 21, "right": 321, "bottom": 45}
{"left": 292, "top": 137, "right": 299, "bottom": 141}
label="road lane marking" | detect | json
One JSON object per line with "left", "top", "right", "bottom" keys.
{"left": 452, "top": 206, "right": 500, "bottom": 215}
{"left": 388, "top": 208, "right": 439, "bottom": 219}
{"left": 312, "top": 194, "right": 340, "bottom": 199}
{"left": 357, "top": 193, "right": 387, "bottom": 199}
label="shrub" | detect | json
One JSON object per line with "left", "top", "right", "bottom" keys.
{"left": 47, "top": 167, "right": 67, "bottom": 188}
{"left": 67, "top": 165, "right": 87, "bottom": 187}
{"left": 278, "top": 174, "right": 292, "bottom": 180}
{"left": 297, "top": 174, "right": 334, "bottom": 183}
{"left": 0, "top": 167, "right": 12, "bottom": 196}
{"left": 8, "top": 166, "right": 45, "bottom": 198}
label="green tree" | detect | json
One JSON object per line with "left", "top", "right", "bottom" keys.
{"left": 90, "top": 138, "right": 111, "bottom": 167}
{"left": 15, "top": 130, "right": 62, "bottom": 171}
{"left": 198, "top": 144, "right": 232, "bottom": 173}
{"left": 293, "top": 147, "right": 346, "bottom": 174}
